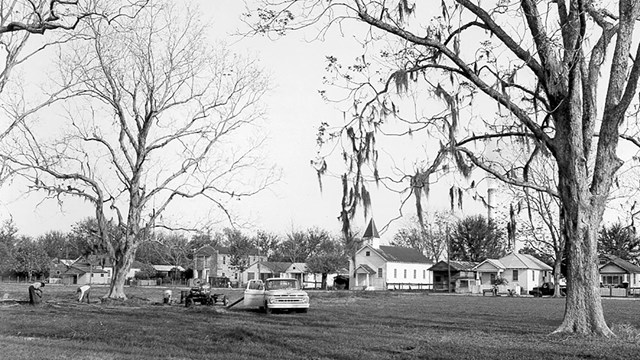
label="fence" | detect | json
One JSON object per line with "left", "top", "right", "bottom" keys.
{"left": 600, "top": 286, "right": 632, "bottom": 297}
{"left": 386, "top": 283, "right": 433, "bottom": 291}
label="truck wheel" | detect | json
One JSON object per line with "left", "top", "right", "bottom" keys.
{"left": 185, "top": 298, "right": 193, "bottom": 308}
{"left": 206, "top": 297, "right": 214, "bottom": 306}
{"left": 264, "top": 302, "right": 272, "bottom": 315}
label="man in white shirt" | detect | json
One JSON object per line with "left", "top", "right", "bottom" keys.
{"left": 77, "top": 284, "right": 91, "bottom": 303}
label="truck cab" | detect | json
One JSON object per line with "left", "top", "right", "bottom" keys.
{"left": 244, "top": 278, "right": 310, "bottom": 314}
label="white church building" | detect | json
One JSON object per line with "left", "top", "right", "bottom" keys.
{"left": 350, "top": 219, "right": 434, "bottom": 290}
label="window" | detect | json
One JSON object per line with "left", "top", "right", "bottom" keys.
{"left": 365, "top": 251, "right": 371, "bottom": 256}
{"left": 532, "top": 271, "right": 535, "bottom": 281}
{"left": 512, "top": 270, "right": 519, "bottom": 281}
{"left": 101, "top": 274, "right": 104, "bottom": 277}
{"left": 403, "top": 269, "right": 407, "bottom": 279}
{"left": 423, "top": 270, "right": 426, "bottom": 279}
{"left": 602, "top": 275, "right": 623, "bottom": 285}
{"left": 394, "top": 269, "right": 397, "bottom": 278}
{"left": 377, "top": 268, "right": 383, "bottom": 278}
{"left": 413, "top": 269, "right": 417, "bottom": 279}
{"left": 490, "top": 273, "right": 495, "bottom": 283}
{"left": 223, "top": 256, "right": 226, "bottom": 264}
{"left": 234, "top": 273, "right": 238, "bottom": 279}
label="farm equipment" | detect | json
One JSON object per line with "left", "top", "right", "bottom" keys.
{"left": 529, "top": 282, "right": 566, "bottom": 297}
{"left": 183, "top": 281, "right": 229, "bottom": 308}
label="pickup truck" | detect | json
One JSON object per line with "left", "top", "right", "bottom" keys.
{"left": 244, "top": 278, "right": 310, "bottom": 314}
{"left": 529, "top": 282, "right": 566, "bottom": 297}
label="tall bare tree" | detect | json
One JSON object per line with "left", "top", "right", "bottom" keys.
{"left": 0, "top": 1, "right": 148, "bottom": 185}
{"left": 3, "top": 1, "right": 274, "bottom": 299}
{"left": 392, "top": 212, "right": 448, "bottom": 262}
{"left": 250, "top": 0, "right": 640, "bottom": 336}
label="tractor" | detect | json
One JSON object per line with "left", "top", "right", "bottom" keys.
{"left": 183, "top": 280, "right": 229, "bottom": 307}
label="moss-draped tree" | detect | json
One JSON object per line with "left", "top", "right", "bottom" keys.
{"left": 251, "top": 0, "right": 640, "bottom": 336}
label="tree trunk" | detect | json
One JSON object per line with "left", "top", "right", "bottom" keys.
{"left": 552, "top": 256, "right": 562, "bottom": 298}
{"left": 106, "top": 244, "right": 136, "bottom": 300}
{"left": 553, "top": 170, "right": 613, "bottom": 336}
{"left": 321, "top": 273, "right": 327, "bottom": 290}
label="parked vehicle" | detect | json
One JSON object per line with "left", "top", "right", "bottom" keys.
{"left": 244, "top": 278, "right": 310, "bottom": 314}
{"left": 529, "top": 282, "right": 566, "bottom": 297}
{"left": 184, "top": 283, "right": 228, "bottom": 307}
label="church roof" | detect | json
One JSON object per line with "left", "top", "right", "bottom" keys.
{"left": 376, "top": 245, "right": 431, "bottom": 264}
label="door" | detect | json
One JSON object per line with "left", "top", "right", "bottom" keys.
{"left": 243, "top": 280, "right": 264, "bottom": 307}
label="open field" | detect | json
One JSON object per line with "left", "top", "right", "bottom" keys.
{"left": 1, "top": 283, "right": 640, "bottom": 359}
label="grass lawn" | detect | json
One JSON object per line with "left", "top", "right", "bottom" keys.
{"left": 1, "top": 283, "right": 639, "bottom": 359}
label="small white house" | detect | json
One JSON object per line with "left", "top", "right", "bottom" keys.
{"left": 243, "top": 261, "right": 299, "bottom": 283}
{"left": 473, "top": 252, "right": 552, "bottom": 293}
{"left": 599, "top": 254, "right": 640, "bottom": 288}
{"left": 350, "top": 219, "right": 434, "bottom": 290}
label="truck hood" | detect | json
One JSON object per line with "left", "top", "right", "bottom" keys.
{"left": 265, "top": 290, "right": 308, "bottom": 296}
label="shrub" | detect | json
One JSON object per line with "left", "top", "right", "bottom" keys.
{"left": 134, "top": 263, "right": 157, "bottom": 280}
{"left": 493, "top": 277, "right": 508, "bottom": 286}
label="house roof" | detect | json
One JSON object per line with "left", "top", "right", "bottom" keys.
{"left": 429, "top": 260, "right": 478, "bottom": 272}
{"left": 600, "top": 254, "right": 640, "bottom": 274}
{"left": 355, "top": 264, "right": 377, "bottom": 274}
{"left": 363, "top": 219, "right": 380, "bottom": 239}
{"left": 131, "top": 260, "right": 146, "bottom": 269}
{"left": 499, "top": 252, "right": 552, "bottom": 271}
{"left": 287, "top": 263, "right": 307, "bottom": 273}
{"left": 257, "top": 261, "right": 292, "bottom": 274}
{"left": 473, "top": 259, "right": 506, "bottom": 272}
{"left": 473, "top": 253, "right": 553, "bottom": 272}
{"left": 152, "top": 265, "right": 185, "bottom": 272}
{"left": 63, "top": 264, "right": 109, "bottom": 275}
{"left": 375, "top": 245, "right": 432, "bottom": 264}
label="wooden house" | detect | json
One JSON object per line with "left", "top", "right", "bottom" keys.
{"left": 473, "top": 252, "right": 552, "bottom": 294}
{"left": 350, "top": 219, "right": 434, "bottom": 290}
{"left": 599, "top": 254, "right": 640, "bottom": 294}
{"left": 428, "top": 260, "right": 478, "bottom": 293}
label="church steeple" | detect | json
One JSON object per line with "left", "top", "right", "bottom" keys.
{"left": 363, "top": 219, "right": 380, "bottom": 249}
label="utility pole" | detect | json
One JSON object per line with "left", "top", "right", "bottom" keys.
{"left": 447, "top": 224, "right": 451, "bottom": 293}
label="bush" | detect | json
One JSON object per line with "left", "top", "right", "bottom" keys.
{"left": 134, "top": 263, "right": 157, "bottom": 280}
{"left": 493, "top": 277, "right": 508, "bottom": 286}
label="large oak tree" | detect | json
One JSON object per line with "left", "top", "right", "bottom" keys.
{"left": 251, "top": 0, "right": 640, "bottom": 336}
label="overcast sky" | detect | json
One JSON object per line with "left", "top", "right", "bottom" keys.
{"left": 0, "top": 0, "right": 489, "bottom": 240}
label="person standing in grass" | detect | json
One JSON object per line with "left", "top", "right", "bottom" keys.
{"left": 28, "top": 281, "right": 45, "bottom": 305}
{"left": 77, "top": 284, "right": 91, "bottom": 303}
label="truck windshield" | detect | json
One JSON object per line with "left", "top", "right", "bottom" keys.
{"left": 266, "top": 279, "right": 299, "bottom": 290}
